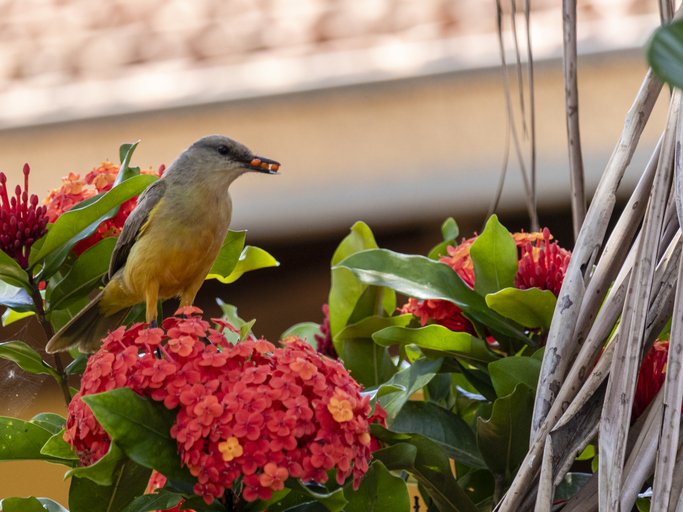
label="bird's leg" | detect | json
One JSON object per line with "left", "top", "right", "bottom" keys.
{"left": 145, "top": 282, "right": 160, "bottom": 326}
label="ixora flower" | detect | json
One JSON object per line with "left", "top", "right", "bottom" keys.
{"left": 402, "top": 227, "right": 571, "bottom": 333}
{"left": 43, "top": 162, "right": 163, "bottom": 255}
{"left": 64, "top": 307, "right": 384, "bottom": 505}
{"left": 0, "top": 165, "right": 49, "bottom": 269}
{"left": 632, "top": 340, "right": 669, "bottom": 422}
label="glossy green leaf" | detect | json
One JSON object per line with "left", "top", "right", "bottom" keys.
{"left": 67, "top": 443, "right": 126, "bottom": 486}
{"left": 334, "top": 249, "right": 528, "bottom": 345}
{"left": 488, "top": 356, "right": 541, "bottom": 397}
{"left": 647, "top": 19, "right": 683, "bottom": 90}
{"left": 469, "top": 215, "right": 517, "bottom": 296}
{"left": 457, "top": 469, "right": 495, "bottom": 509}
{"left": 0, "top": 497, "right": 58, "bottom": 512}
{"left": 454, "top": 360, "right": 497, "bottom": 402}
{"left": 82, "top": 388, "right": 195, "bottom": 483}
{"left": 40, "top": 428, "right": 79, "bottom": 465}
{"left": 389, "top": 401, "right": 485, "bottom": 468}
{"left": 282, "top": 322, "right": 321, "bottom": 347}
{"left": 373, "top": 325, "right": 499, "bottom": 365}
{"left": 205, "top": 230, "right": 246, "bottom": 282}
{"left": 215, "top": 299, "right": 250, "bottom": 344}
{"left": 344, "top": 460, "right": 410, "bottom": 512}
{"left": 65, "top": 353, "right": 89, "bottom": 375}
{"left": 243, "top": 489, "right": 291, "bottom": 512}
{"left": 68, "top": 460, "right": 152, "bottom": 512}
{"left": 265, "top": 491, "right": 323, "bottom": 512}
{"left": 485, "top": 287, "right": 557, "bottom": 330}
{"left": 120, "top": 490, "right": 183, "bottom": 512}
{"left": 0, "top": 281, "right": 35, "bottom": 313}
{"left": 347, "top": 285, "right": 396, "bottom": 324}
{"left": 117, "top": 142, "right": 141, "bottom": 184}
{"left": 329, "top": 222, "right": 380, "bottom": 339}
{"left": 33, "top": 174, "right": 157, "bottom": 264}
{"left": 209, "top": 245, "right": 279, "bottom": 284}
{"left": 370, "top": 426, "right": 478, "bottom": 512}
{"left": 49, "top": 295, "right": 91, "bottom": 333}
{"left": 336, "top": 315, "right": 413, "bottom": 342}
{"left": 2, "top": 308, "right": 35, "bottom": 326}
{"left": 30, "top": 413, "right": 66, "bottom": 435}
{"left": 476, "top": 383, "right": 534, "bottom": 482}
{"left": 0, "top": 249, "right": 31, "bottom": 290}
{"left": 177, "top": 495, "right": 225, "bottom": 511}
{"left": 48, "top": 237, "right": 116, "bottom": 312}
{"left": 0, "top": 341, "right": 61, "bottom": 381}
{"left": 372, "top": 357, "right": 442, "bottom": 426}
{"left": 285, "top": 478, "right": 347, "bottom": 512}
{"left": 441, "top": 217, "right": 459, "bottom": 241}
{"left": 0, "top": 416, "right": 65, "bottom": 463}
{"left": 338, "top": 337, "right": 396, "bottom": 389}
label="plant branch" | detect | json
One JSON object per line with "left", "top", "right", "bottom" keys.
{"left": 29, "top": 277, "right": 71, "bottom": 407}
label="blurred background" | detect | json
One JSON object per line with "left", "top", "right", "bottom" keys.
{"left": 0, "top": 0, "right": 671, "bottom": 502}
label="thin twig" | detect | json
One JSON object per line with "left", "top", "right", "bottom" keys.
{"left": 563, "top": 0, "right": 586, "bottom": 242}
{"left": 484, "top": 120, "right": 510, "bottom": 230}
{"left": 495, "top": 0, "right": 539, "bottom": 231}
{"left": 29, "top": 278, "right": 71, "bottom": 407}
{"left": 509, "top": 0, "right": 528, "bottom": 137}
{"left": 524, "top": 0, "right": 537, "bottom": 220}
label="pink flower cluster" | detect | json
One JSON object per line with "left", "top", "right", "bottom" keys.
{"left": 64, "top": 307, "right": 381, "bottom": 505}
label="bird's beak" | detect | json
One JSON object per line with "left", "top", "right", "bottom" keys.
{"left": 238, "top": 155, "right": 281, "bottom": 174}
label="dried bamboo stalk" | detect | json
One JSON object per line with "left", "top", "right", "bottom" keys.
{"left": 529, "top": 68, "right": 663, "bottom": 452}
{"left": 651, "top": 102, "right": 683, "bottom": 510}
{"left": 599, "top": 90, "right": 680, "bottom": 512}
{"left": 563, "top": 0, "right": 586, "bottom": 242}
{"left": 534, "top": 435, "right": 554, "bottom": 512}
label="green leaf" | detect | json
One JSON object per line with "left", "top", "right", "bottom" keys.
{"left": 0, "top": 249, "right": 31, "bottom": 290}
{"left": 215, "top": 300, "right": 250, "bottom": 344}
{"left": 66, "top": 353, "right": 89, "bottom": 375}
{"left": 30, "top": 413, "right": 66, "bottom": 435}
{"left": 67, "top": 443, "right": 127, "bottom": 486}
{"left": 334, "top": 249, "right": 529, "bottom": 345}
{"left": 469, "top": 215, "right": 517, "bottom": 296}
{"left": 68, "top": 460, "right": 152, "bottom": 512}
{"left": 0, "top": 496, "right": 54, "bottom": 512}
{"left": 647, "top": 19, "right": 683, "bottom": 90}
{"left": 370, "top": 426, "right": 478, "bottom": 512}
{"left": 49, "top": 295, "right": 91, "bottom": 333}
{"left": 485, "top": 287, "right": 557, "bottom": 330}
{"left": 48, "top": 237, "right": 116, "bottom": 312}
{"left": 285, "top": 478, "right": 347, "bottom": 512}
{"left": 0, "top": 281, "right": 35, "bottom": 313}
{"left": 0, "top": 416, "right": 65, "bottom": 463}
{"left": 120, "top": 490, "right": 184, "bottom": 512}
{"left": 209, "top": 245, "right": 278, "bottom": 284}
{"left": 553, "top": 472, "right": 592, "bottom": 504}
{"left": 329, "top": 222, "right": 380, "bottom": 339}
{"left": 343, "top": 460, "right": 410, "bottom": 512}
{"left": 33, "top": 174, "right": 157, "bottom": 265}
{"left": 204, "top": 230, "right": 246, "bottom": 282}
{"left": 476, "top": 383, "right": 534, "bottom": 482}
{"left": 0, "top": 341, "right": 61, "bottom": 381}
{"left": 40, "top": 428, "right": 79, "bottom": 465}
{"left": 372, "top": 357, "right": 442, "bottom": 426}
{"left": 347, "top": 285, "right": 396, "bottom": 324}
{"left": 2, "top": 308, "right": 35, "bottom": 326}
{"left": 336, "top": 315, "right": 413, "bottom": 342}
{"left": 389, "top": 401, "right": 485, "bottom": 468}
{"left": 243, "top": 489, "right": 291, "bottom": 512}
{"left": 117, "top": 142, "right": 140, "bottom": 181}
{"left": 488, "top": 356, "right": 541, "bottom": 397}
{"left": 282, "top": 322, "right": 321, "bottom": 347}
{"left": 82, "top": 388, "right": 195, "bottom": 483}
{"left": 428, "top": 218, "right": 459, "bottom": 260}
{"left": 373, "top": 325, "right": 499, "bottom": 365}
{"left": 338, "top": 338, "right": 396, "bottom": 389}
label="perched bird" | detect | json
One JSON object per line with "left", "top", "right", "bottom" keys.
{"left": 46, "top": 135, "right": 280, "bottom": 353}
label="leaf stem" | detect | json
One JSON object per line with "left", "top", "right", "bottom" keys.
{"left": 29, "top": 276, "right": 71, "bottom": 407}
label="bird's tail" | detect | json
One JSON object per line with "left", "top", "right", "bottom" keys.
{"left": 46, "top": 292, "right": 131, "bottom": 354}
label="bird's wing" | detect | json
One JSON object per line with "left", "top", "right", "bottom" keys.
{"left": 107, "top": 179, "right": 167, "bottom": 281}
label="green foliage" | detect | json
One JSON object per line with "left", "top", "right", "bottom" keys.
{"left": 647, "top": 18, "right": 683, "bottom": 90}
{"left": 469, "top": 215, "right": 518, "bottom": 296}
{"left": 428, "top": 217, "right": 459, "bottom": 260}
{"left": 343, "top": 461, "right": 410, "bottom": 512}
{"left": 485, "top": 287, "right": 556, "bottom": 330}
{"left": 0, "top": 341, "right": 61, "bottom": 381}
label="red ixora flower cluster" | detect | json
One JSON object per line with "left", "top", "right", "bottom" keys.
{"left": 64, "top": 307, "right": 382, "bottom": 505}
{"left": 632, "top": 340, "right": 669, "bottom": 422}
{"left": 401, "top": 228, "right": 571, "bottom": 333}
{"left": 0, "top": 165, "right": 49, "bottom": 268}
{"left": 43, "top": 161, "right": 164, "bottom": 255}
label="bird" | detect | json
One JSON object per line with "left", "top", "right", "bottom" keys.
{"left": 46, "top": 134, "right": 280, "bottom": 353}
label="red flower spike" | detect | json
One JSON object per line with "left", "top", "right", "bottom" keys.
{"left": 632, "top": 340, "right": 670, "bottom": 422}
{"left": 65, "top": 314, "right": 374, "bottom": 505}
{"left": 0, "top": 165, "right": 49, "bottom": 268}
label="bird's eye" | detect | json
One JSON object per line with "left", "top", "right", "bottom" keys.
{"left": 217, "top": 145, "right": 229, "bottom": 155}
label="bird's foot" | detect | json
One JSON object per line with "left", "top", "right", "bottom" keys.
{"left": 150, "top": 319, "right": 158, "bottom": 329}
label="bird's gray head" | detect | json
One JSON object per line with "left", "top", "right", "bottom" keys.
{"left": 167, "top": 135, "right": 280, "bottom": 184}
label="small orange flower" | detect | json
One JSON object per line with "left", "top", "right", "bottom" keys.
{"left": 290, "top": 357, "right": 318, "bottom": 380}
{"left": 328, "top": 395, "right": 354, "bottom": 422}
{"left": 218, "top": 437, "right": 243, "bottom": 461}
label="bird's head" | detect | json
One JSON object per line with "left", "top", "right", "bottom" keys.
{"left": 169, "top": 135, "right": 280, "bottom": 185}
